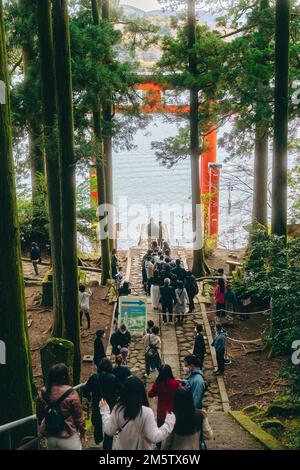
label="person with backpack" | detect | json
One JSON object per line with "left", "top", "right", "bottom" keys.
{"left": 100, "top": 376, "right": 175, "bottom": 450}
{"left": 143, "top": 326, "right": 161, "bottom": 377}
{"left": 193, "top": 324, "right": 206, "bottom": 370}
{"left": 161, "top": 388, "right": 213, "bottom": 451}
{"left": 175, "top": 281, "right": 189, "bottom": 324}
{"left": 83, "top": 358, "right": 123, "bottom": 449}
{"left": 185, "top": 271, "right": 199, "bottom": 313}
{"left": 30, "top": 242, "right": 41, "bottom": 276}
{"left": 36, "top": 364, "right": 86, "bottom": 450}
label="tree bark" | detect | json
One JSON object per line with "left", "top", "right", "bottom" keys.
{"left": 18, "top": 0, "right": 45, "bottom": 206}
{"left": 188, "top": 0, "right": 209, "bottom": 277}
{"left": 271, "top": 0, "right": 290, "bottom": 241}
{"left": 102, "top": 0, "right": 115, "bottom": 249}
{"left": 92, "top": 0, "right": 111, "bottom": 285}
{"left": 36, "top": 0, "right": 63, "bottom": 336}
{"left": 252, "top": 0, "right": 270, "bottom": 228}
{"left": 0, "top": 0, "right": 34, "bottom": 425}
{"left": 52, "top": 0, "right": 81, "bottom": 384}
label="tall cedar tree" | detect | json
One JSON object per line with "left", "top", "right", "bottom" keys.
{"left": 18, "top": 0, "right": 45, "bottom": 209}
{"left": 91, "top": 0, "right": 111, "bottom": 284}
{"left": 188, "top": 0, "right": 210, "bottom": 277}
{"left": 0, "top": 0, "right": 34, "bottom": 426}
{"left": 36, "top": 0, "right": 63, "bottom": 336}
{"left": 271, "top": 0, "right": 290, "bottom": 240}
{"left": 102, "top": 0, "right": 115, "bottom": 249}
{"left": 52, "top": 0, "right": 81, "bottom": 383}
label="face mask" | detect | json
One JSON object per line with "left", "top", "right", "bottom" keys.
{"left": 183, "top": 366, "right": 190, "bottom": 375}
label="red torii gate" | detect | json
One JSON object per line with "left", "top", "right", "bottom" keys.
{"left": 91, "top": 81, "right": 221, "bottom": 242}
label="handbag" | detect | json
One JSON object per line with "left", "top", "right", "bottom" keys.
{"left": 145, "top": 334, "right": 158, "bottom": 358}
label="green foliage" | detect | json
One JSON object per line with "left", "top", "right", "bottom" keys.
{"left": 234, "top": 229, "right": 300, "bottom": 360}
{"left": 17, "top": 173, "right": 49, "bottom": 244}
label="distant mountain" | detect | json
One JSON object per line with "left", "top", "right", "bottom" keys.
{"left": 121, "top": 5, "right": 221, "bottom": 26}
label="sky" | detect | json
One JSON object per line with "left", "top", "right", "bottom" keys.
{"left": 120, "top": 0, "right": 161, "bottom": 11}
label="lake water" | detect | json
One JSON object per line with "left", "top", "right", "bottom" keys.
{"left": 113, "top": 116, "right": 252, "bottom": 250}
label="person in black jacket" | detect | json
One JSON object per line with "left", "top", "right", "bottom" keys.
{"left": 83, "top": 358, "right": 122, "bottom": 448}
{"left": 110, "top": 324, "right": 132, "bottom": 363}
{"left": 160, "top": 278, "right": 176, "bottom": 324}
{"left": 193, "top": 324, "right": 206, "bottom": 370}
{"left": 185, "top": 271, "right": 199, "bottom": 313}
{"left": 171, "top": 259, "right": 187, "bottom": 282}
{"left": 94, "top": 330, "right": 106, "bottom": 367}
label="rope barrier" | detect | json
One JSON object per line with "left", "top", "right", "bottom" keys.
{"left": 206, "top": 308, "right": 271, "bottom": 316}
{"left": 226, "top": 336, "right": 262, "bottom": 344}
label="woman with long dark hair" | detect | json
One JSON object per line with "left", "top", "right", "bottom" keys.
{"left": 148, "top": 365, "right": 181, "bottom": 427}
{"left": 100, "top": 376, "right": 175, "bottom": 450}
{"left": 36, "top": 364, "right": 86, "bottom": 450}
{"left": 162, "top": 388, "right": 213, "bottom": 450}
{"left": 214, "top": 277, "right": 227, "bottom": 318}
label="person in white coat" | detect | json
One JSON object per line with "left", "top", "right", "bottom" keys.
{"left": 100, "top": 376, "right": 175, "bottom": 450}
{"left": 175, "top": 281, "right": 189, "bottom": 324}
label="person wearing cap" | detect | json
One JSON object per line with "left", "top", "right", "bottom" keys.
{"left": 182, "top": 355, "right": 206, "bottom": 409}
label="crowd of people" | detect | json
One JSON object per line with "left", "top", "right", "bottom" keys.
{"left": 142, "top": 244, "right": 199, "bottom": 325}
{"left": 36, "top": 354, "right": 214, "bottom": 451}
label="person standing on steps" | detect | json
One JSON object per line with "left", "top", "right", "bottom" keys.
{"left": 94, "top": 330, "right": 106, "bottom": 368}
{"left": 79, "top": 284, "right": 92, "bottom": 330}
{"left": 30, "top": 241, "right": 42, "bottom": 276}
{"left": 193, "top": 325, "right": 206, "bottom": 370}
{"left": 185, "top": 271, "right": 199, "bottom": 313}
{"left": 158, "top": 221, "right": 164, "bottom": 249}
{"left": 100, "top": 376, "right": 175, "bottom": 450}
{"left": 148, "top": 365, "right": 181, "bottom": 429}
{"left": 212, "top": 324, "right": 227, "bottom": 376}
{"left": 36, "top": 364, "right": 86, "bottom": 450}
{"left": 160, "top": 278, "right": 176, "bottom": 324}
{"left": 182, "top": 356, "right": 206, "bottom": 410}
{"left": 145, "top": 255, "right": 154, "bottom": 295}
{"left": 110, "top": 324, "right": 132, "bottom": 365}
{"left": 112, "top": 355, "right": 132, "bottom": 385}
{"left": 214, "top": 277, "right": 227, "bottom": 318}
{"left": 217, "top": 267, "right": 228, "bottom": 284}
{"left": 175, "top": 281, "right": 189, "bottom": 324}
{"left": 150, "top": 270, "right": 161, "bottom": 310}
{"left": 111, "top": 248, "right": 119, "bottom": 279}
{"left": 161, "top": 388, "right": 213, "bottom": 451}
{"left": 83, "top": 358, "right": 123, "bottom": 449}
{"left": 171, "top": 259, "right": 187, "bottom": 282}
{"left": 143, "top": 326, "right": 162, "bottom": 377}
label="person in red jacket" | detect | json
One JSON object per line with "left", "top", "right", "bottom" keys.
{"left": 214, "top": 278, "right": 227, "bottom": 318}
{"left": 148, "top": 364, "right": 181, "bottom": 430}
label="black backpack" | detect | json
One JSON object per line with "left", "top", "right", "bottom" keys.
{"left": 42, "top": 388, "right": 74, "bottom": 435}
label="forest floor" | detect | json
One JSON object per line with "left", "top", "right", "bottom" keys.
{"left": 23, "top": 250, "right": 128, "bottom": 389}
{"left": 185, "top": 248, "right": 285, "bottom": 412}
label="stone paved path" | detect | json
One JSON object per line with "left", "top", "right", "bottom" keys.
{"left": 123, "top": 247, "right": 264, "bottom": 451}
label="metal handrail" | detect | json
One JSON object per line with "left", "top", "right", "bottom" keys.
{"left": 0, "top": 382, "right": 86, "bottom": 450}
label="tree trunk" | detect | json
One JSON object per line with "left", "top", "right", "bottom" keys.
{"left": 102, "top": 0, "right": 115, "bottom": 249}
{"left": 271, "top": 0, "right": 290, "bottom": 241}
{"left": 0, "top": 0, "right": 34, "bottom": 425}
{"left": 188, "top": 0, "right": 209, "bottom": 277}
{"left": 18, "top": 0, "right": 45, "bottom": 207}
{"left": 52, "top": 0, "right": 81, "bottom": 384}
{"left": 252, "top": 0, "right": 270, "bottom": 228}
{"left": 36, "top": 0, "right": 63, "bottom": 336}
{"left": 92, "top": 0, "right": 111, "bottom": 285}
